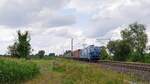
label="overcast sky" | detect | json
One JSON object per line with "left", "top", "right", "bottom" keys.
{"left": 0, "top": 0, "right": 150, "bottom": 55}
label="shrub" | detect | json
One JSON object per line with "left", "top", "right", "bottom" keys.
{"left": 0, "top": 59, "right": 39, "bottom": 84}
{"left": 107, "top": 40, "right": 131, "bottom": 61}
{"left": 129, "top": 52, "right": 144, "bottom": 62}
{"left": 143, "top": 54, "right": 150, "bottom": 63}
{"left": 100, "top": 47, "right": 110, "bottom": 60}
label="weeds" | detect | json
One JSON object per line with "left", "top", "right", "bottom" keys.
{"left": 0, "top": 58, "right": 39, "bottom": 84}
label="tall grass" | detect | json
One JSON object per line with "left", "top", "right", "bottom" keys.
{"left": 0, "top": 58, "right": 39, "bottom": 84}
{"left": 25, "top": 58, "right": 144, "bottom": 84}
{"left": 51, "top": 59, "right": 132, "bottom": 84}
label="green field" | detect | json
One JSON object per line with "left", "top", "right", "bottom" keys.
{"left": 0, "top": 57, "right": 145, "bottom": 84}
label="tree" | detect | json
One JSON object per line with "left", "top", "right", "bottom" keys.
{"left": 8, "top": 30, "right": 31, "bottom": 59}
{"left": 121, "top": 22, "right": 148, "bottom": 54}
{"left": 107, "top": 40, "right": 131, "bottom": 61}
{"left": 100, "top": 46, "right": 109, "bottom": 60}
{"left": 17, "top": 31, "right": 31, "bottom": 58}
{"left": 38, "top": 50, "right": 45, "bottom": 59}
{"left": 8, "top": 42, "right": 18, "bottom": 57}
{"left": 63, "top": 50, "right": 72, "bottom": 57}
{"left": 107, "top": 41, "right": 118, "bottom": 55}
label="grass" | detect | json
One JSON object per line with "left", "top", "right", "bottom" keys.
{"left": 0, "top": 57, "right": 147, "bottom": 84}
{"left": 24, "top": 57, "right": 144, "bottom": 84}
{"left": 0, "top": 57, "right": 39, "bottom": 84}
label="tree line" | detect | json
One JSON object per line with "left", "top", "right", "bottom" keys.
{"left": 6, "top": 22, "right": 150, "bottom": 62}
{"left": 101, "top": 22, "right": 150, "bottom": 63}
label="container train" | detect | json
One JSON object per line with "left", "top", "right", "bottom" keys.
{"left": 65, "top": 45, "right": 101, "bottom": 61}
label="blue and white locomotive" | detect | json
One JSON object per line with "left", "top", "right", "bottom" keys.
{"left": 80, "top": 45, "right": 101, "bottom": 60}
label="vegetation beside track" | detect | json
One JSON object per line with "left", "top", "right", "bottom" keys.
{"left": 24, "top": 57, "right": 144, "bottom": 84}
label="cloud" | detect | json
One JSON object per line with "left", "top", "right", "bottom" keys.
{"left": 36, "top": 10, "right": 76, "bottom": 27}
{"left": 0, "top": 0, "right": 150, "bottom": 54}
{"left": 0, "top": 0, "right": 73, "bottom": 27}
{"left": 68, "top": 0, "right": 98, "bottom": 13}
{"left": 79, "top": 0, "right": 150, "bottom": 38}
{"left": 0, "top": 26, "right": 16, "bottom": 54}
{"left": 30, "top": 26, "right": 83, "bottom": 54}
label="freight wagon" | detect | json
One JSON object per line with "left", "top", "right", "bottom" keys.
{"left": 73, "top": 49, "right": 81, "bottom": 59}
{"left": 72, "top": 45, "right": 101, "bottom": 61}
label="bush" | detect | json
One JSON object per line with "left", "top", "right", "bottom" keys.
{"left": 0, "top": 59, "right": 39, "bottom": 84}
{"left": 112, "top": 40, "right": 131, "bottom": 61}
{"left": 129, "top": 52, "right": 144, "bottom": 62}
{"left": 143, "top": 54, "right": 150, "bottom": 63}
{"left": 100, "top": 47, "right": 110, "bottom": 60}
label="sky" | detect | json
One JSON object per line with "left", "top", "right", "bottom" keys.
{"left": 0, "top": 0, "right": 150, "bottom": 55}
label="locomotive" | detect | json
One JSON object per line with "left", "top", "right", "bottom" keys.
{"left": 71, "top": 45, "right": 101, "bottom": 61}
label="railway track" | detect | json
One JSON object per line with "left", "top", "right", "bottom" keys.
{"left": 98, "top": 60, "right": 150, "bottom": 82}
{"left": 65, "top": 57, "right": 150, "bottom": 82}
{"left": 98, "top": 60, "right": 150, "bottom": 72}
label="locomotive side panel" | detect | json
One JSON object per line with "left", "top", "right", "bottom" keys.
{"left": 80, "top": 48, "right": 90, "bottom": 60}
{"left": 80, "top": 45, "right": 101, "bottom": 60}
{"left": 89, "top": 47, "right": 101, "bottom": 60}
